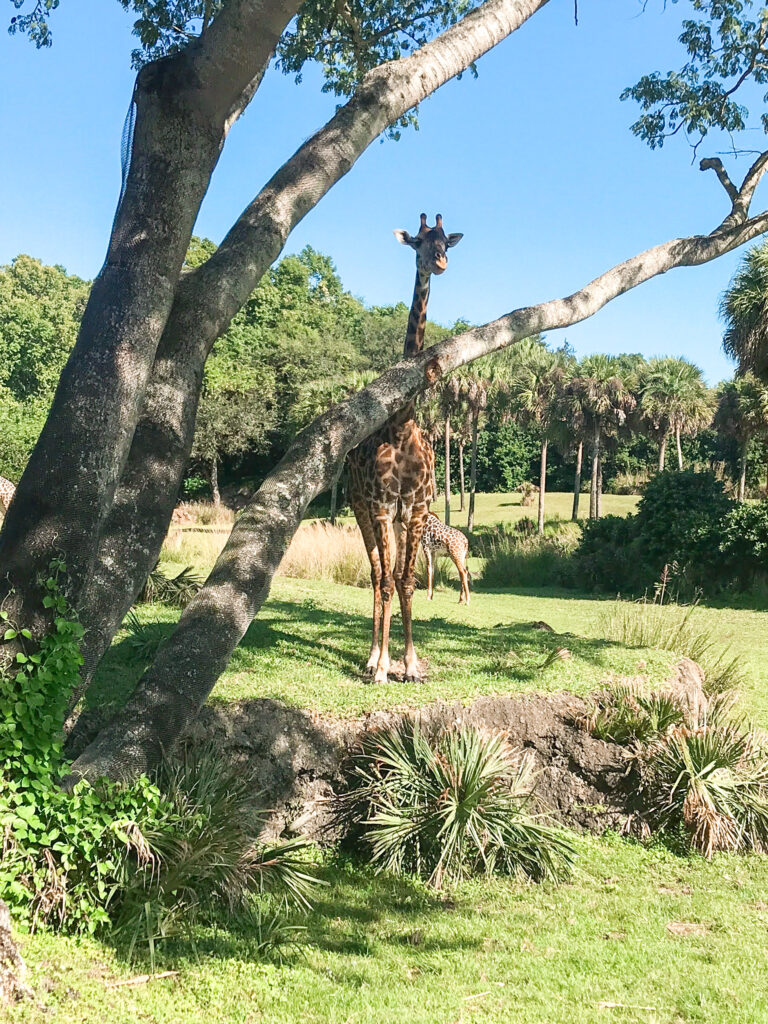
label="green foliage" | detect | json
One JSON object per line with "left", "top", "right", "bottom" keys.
{"left": 138, "top": 564, "right": 203, "bottom": 607}
{"left": 477, "top": 521, "right": 578, "bottom": 590}
{"left": 338, "top": 722, "right": 574, "bottom": 888}
{"left": 622, "top": 0, "right": 768, "bottom": 149}
{"left": 571, "top": 515, "right": 644, "bottom": 594}
{"left": 637, "top": 719, "right": 768, "bottom": 858}
{"left": 0, "top": 567, "right": 319, "bottom": 948}
{"left": 720, "top": 239, "right": 768, "bottom": 379}
{"left": 583, "top": 685, "right": 686, "bottom": 745}
{"left": 718, "top": 499, "right": 768, "bottom": 588}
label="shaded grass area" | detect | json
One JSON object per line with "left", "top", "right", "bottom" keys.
{"left": 88, "top": 577, "right": 674, "bottom": 718}
{"left": 12, "top": 835, "right": 768, "bottom": 1024}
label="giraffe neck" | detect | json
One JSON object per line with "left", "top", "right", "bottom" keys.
{"left": 403, "top": 270, "right": 431, "bottom": 357}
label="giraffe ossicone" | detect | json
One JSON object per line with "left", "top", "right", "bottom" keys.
{"left": 347, "top": 214, "right": 463, "bottom": 684}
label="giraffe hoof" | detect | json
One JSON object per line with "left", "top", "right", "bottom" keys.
{"left": 373, "top": 671, "right": 389, "bottom": 685}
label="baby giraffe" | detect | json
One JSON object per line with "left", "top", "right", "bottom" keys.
{"left": 348, "top": 214, "right": 463, "bottom": 683}
{"left": 421, "top": 512, "right": 471, "bottom": 604}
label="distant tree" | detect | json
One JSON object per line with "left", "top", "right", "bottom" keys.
{"left": 720, "top": 240, "right": 768, "bottom": 379}
{"left": 506, "top": 349, "right": 568, "bottom": 534}
{"left": 638, "top": 358, "right": 713, "bottom": 472}
{"left": 439, "top": 376, "right": 462, "bottom": 526}
{"left": 564, "top": 357, "right": 636, "bottom": 520}
{"left": 714, "top": 374, "right": 768, "bottom": 500}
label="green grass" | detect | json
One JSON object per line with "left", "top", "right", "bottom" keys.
{"left": 15, "top": 490, "right": 768, "bottom": 1022}
{"left": 11, "top": 836, "right": 768, "bottom": 1024}
{"left": 88, "top": 576, "right": 675, "bottom": 717}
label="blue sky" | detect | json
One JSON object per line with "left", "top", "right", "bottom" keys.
{"left": 2, "top": 0, "right": 767, "bottom": 384}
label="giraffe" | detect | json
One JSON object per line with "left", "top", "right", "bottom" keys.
{"left": 421, "top": 512, "right": 471, "bottom": 605}
{"left": 348, "top": 213, "right": 463, "bottom": 684}
{"left": 0, "top": 476, "right": 15, "bottom": 516}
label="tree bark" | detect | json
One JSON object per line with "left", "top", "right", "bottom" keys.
{"left": 444, "top": 416, "right": 452, "bottom": 526}
{"left": 676, "top": 425, "right": 683, "bottom": 470}
{"left": 62, "top": 155, "right": 768, "bottom": 780}
{"left": 739, "top": 444, "right": 748, "bottom": 502}
{"left": 0, "top": 1, "right": 300, "bottom": 641}
{"left": 571, "top": 440, "right": 582, "bottom": 521}
{"left": 48, "top": 0, "right": 554, "bottom": 691}
{"left": 458, "top": 442, "right": 466, "bottom": 511}
{"left": 659, "top": 434, "right": 667, "bottom": 472}
{"left": 468, "top": 412, "right": 480, "bottom": 533}
{"left": 597, "top": 455, "right": 603, "bottom": 520}
{"left": 589, "top": 428, "right": 600, "bottom": 520}
{"left": 537, "top": 439, "right": 547, "bottom": 535}
{"left": 329, "top": 472, "right": 339, "bottom": 525}
{"left": 209, "top": 458, "right": 220, "bottom": 506}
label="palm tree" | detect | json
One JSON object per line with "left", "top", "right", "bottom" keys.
{"left": 507, "top": 349, "right": 568, "bottom": 534}
{"left": 439, "top": 375, "right": 462, "bottom": 525}
{"left": 720, "top": 240, "right": 768, "bottom": 379}
{"left": 563, "top": 356, "right": 636, "bottom": 520}
{"left": 638, "top": 358, "right": 713, "bottom": 471}
{"left": 464, "top": 376, "right": 488, "bottom": 533}
{"left": 714, "top": 373, "right": 768, "bottom": 500}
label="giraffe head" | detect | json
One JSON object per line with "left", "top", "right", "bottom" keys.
{"left": 393, "top": 213, "right": 463, "bottom": 277}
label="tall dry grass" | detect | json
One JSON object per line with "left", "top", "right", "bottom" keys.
{"left": 278, "top": 522, "right": 370, "bottom": 587}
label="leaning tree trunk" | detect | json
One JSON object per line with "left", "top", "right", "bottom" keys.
{"left": 468, "top": 411, "right": 480, "bottom": 533}
{"left": 659, "top": 434, "right": 667, "bottom": 471}
{"left": 571, "top": 440, "right": 582, "bottom": 521}
{"left": 444, "top": 416, "right": 451, "bottom": 526}
{"left": 0, "top": 2, "right": 298, "bottom": 651}
{"left": 589, "top": 429, "right": 601, "bottom": 520}
{"left": 67, "top": 148, "right": 768, "bottom": 778}
{"left": 537, "top": 438, "right": 548, "bottom": 535}
{"left": 676, "top": 425, "right": 684, "bottom": 470}
{"left": 458, "top": 442, "right": 466, "bottom": 511}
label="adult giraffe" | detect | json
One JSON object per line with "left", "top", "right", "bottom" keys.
{"left": 348, "top": 213, "right": 463, "bottom": 683}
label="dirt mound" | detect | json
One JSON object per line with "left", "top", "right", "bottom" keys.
{"left": 181, "top": 659, "right": 705, "bottom": 841}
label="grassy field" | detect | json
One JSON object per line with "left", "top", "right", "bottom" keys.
{"left": 10, "top": 489, "right": 768, "bottom": 1024}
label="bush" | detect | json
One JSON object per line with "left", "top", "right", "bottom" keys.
{"left": 0, "top": 565, "right": 319, "bottom": 952}
{"left": 635, "top": 470, "right": 733, "bottom": 590}
{"left": 570, "top": 515, "right": 644, "bottom": 593}
{"left": 476, "top": 521, "right": 578, "bottom": 590}
{"left": 337, "top": 722, "right": 575, "bottom": 888}
{"left": 718, "top": 500, "right": 768, "bottom": 591}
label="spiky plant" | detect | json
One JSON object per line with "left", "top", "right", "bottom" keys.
{"left": 138, "top": 564, "right": 203, "bottom": 607}
{"left": 584, "top": 684, "right": 686, "bottom": 744}
{"left": 339, "top": 723, "right": 574, "bottom": 889}
{"left": 116, "top": 745, "right": 321, "bottom": 961}
{"left": 637, "top": 721, "right": 768, "bottom": 858}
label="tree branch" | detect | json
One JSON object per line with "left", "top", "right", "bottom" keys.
{"left": 68, "top": 202, "right": 768, "bottom": 782}
{"left": 702, "top": 149, "right": 768, "bottom": 229}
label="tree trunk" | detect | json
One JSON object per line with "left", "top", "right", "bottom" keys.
{"left": 65, "top": 150, "right": 768, "bottom": 778}
{"left": 431, "top": 434, "right": 439, "bottom": 503}
{"left": 209, "top": 458, "right": 220, "bottom": 506}
{"left": 444, "top": 416, "right": 451, "bottom": 526}
{"left": 676, "top": 425, "right": 683, "bottom": 470}
{"left": 659, "top": 434, "right": 667, "bottom": 472}
{"left": 739, "top": 445, "right": 748, "bottom": 502}
{"left": 329, "top": 472, "right": 339, "bottom": 524}
{"left": 0, "top": 2, "right": 298, "bottom": 646}
{"left": 571, "top": 441, "right": 582, "bottom": 521}
{"left": 468, "top": 411, "right": 479, "bottom": 533}
{"left": 458, "top": 442, "right": 465, "bottom": 511}
{"left": 597, "top": 455, "right": 603, "bottom": 520}
{"left": 537, "top": 438, "right": 548, "bottom": 535}
{"left": 589, "top": 429, "right": 600, "bottom": 520}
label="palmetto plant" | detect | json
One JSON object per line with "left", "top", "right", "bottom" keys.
{"left": 138, "top": 564, "right": 203, "bottom": 607}
{"left": 338, "top": 722, "right": 574, "bottom": 889}
{"left": 583, "top": 684, "right": 686, "bottom": 745}
{"left": 638, "top": 719, "right": 768, "bottom": 858}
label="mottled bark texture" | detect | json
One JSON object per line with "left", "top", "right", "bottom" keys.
{"left": 63, "top": 0, "right": 555, "bottom": 696}
{"left": 571, "top": 440, "right": 582, "bottom": 521}
{"left": 70, "top": 153, "right": 768, "bottom": 781}
{"left": 0, "top": 0, "right": 301, "bottom": 653}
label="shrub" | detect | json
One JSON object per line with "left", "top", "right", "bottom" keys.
{"left": 570, "top": 515, "right": 644, "bottom": 593}
{"left": 337, "top": 722, "right": 575, "bottom": 888}
{"left": 0, "top": 566, "right": 319, "bottom": 952}
{"left": 477, "top": 522, "right": 578, "bottom": 590}
{"left": 717, "top": 500, "right": 768, "bottom": 591}
{"left": 636, "top": 719, "right": 768, "bottom": 858}
{"left": 582, "top": 684, "right": 686, "bottom": 744}
{"left": 635, "top": 470, "right": 733, "bottom": 590}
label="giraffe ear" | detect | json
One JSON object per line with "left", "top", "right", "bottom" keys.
{"left": 446, "top": 233, "right": 463, "bottom": 248}
{"left": 394, "top": 229, "right": 420, "bottom": 248}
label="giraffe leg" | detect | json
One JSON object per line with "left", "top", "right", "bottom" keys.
{"left": 353, "top": 502, "right": 383, "bottom": 674}
{"left": 425, "top": 547, "right": 434, "bottom": 600}
{"left": 396, "top": 501, "right": 428, "bottom": 682}
{"left": 373, "top": 508, "right": 396, "bottom": 684}
{"left": 456, "top": 547, "right": 471, "bottom": 605}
